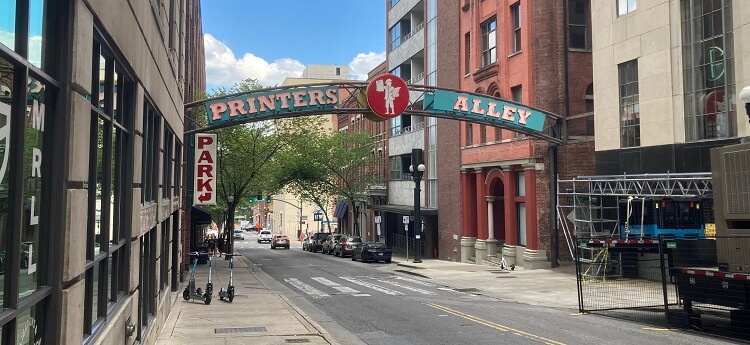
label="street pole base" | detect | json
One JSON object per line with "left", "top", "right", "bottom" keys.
{"left": 413, "top": 259, "right": 422, "bottom": 263}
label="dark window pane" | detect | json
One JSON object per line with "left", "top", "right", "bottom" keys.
{"left": 570, "top": 25, "right": 586, "bottom": 49}
{"left": 0, "top": 57, "right": 13, "bottom": 310}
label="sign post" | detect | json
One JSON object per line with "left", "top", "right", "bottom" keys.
{"left": 194, "top": 134, "right": 217, "bottom": 205}
{"left": 403, "top": 216, "right": 410, "bottom": 262}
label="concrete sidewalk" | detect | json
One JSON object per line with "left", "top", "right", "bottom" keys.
{"left": 156, "top": 254, "right": 339, "bottom": 345}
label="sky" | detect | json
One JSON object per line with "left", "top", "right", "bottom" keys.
{"left": 201, "top": 1, "right": 387, "bottom": 90}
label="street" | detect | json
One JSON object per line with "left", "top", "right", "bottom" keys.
{"left": 233, "top": 232, "right": 734, "bottom": 345}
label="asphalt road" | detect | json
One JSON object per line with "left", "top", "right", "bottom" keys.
{"left": 234, "top": 232, "right": 736, "bottom": 345}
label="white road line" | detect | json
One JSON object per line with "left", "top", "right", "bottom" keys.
{"left": 311, "top": 277, "right": 362, "bottom": 294}
{"left": 394, "top": 276, "right": 436, "bottom": 287}
{"left": 339, "top": 276, "right": 404, "bottom": 295}
{"left": 284, "top": 278, "right": 330, "bottom": 299}
{"left": 371, "top": 278, "right": 435, "bottom": 295}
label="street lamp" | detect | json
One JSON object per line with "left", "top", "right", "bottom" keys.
{"left": 409, "top": 148, "right": 425, "bottom": 264}
{"left": 226, "top": 195, "right": 234, "bottom": 260}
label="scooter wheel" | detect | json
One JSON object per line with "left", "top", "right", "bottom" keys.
{"left": 228, "top": 291, "right": 234, "bottom": 303}
{"left": 204, "top": 293, "right": 212, "bottom": 305}
{"left": 183, "top": 289, "right": 190, "bottom": 300}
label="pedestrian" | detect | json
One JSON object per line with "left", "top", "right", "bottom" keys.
{"left": 208, "top": 235, "right": 217, "bottom": 257}
{"left": 217, "top": 236, "right": 225, "bottom": 255}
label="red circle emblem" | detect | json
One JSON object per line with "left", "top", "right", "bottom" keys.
{"left": 366, "top": 74, "right": 409, "bottom": 119}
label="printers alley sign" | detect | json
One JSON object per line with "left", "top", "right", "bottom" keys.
{"left": 424, "top": 90, "right": 546, "bottom": 132}
{"left": 205, "top": 86, "right": 340, "bottom": 125}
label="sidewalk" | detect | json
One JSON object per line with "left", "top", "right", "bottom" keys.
{"left": 156, "top": 254, "right": 339, "bottom": 345}
{"left": 386, "top": 255, "right": 580, "bottom": 310}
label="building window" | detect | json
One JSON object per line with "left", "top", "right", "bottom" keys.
{"left": 389, "top": 20, "right": 410, "bottom": 51}
{"left": 466, "top": 122, "right": 474, "bottom": 145}
{"left": 84, "top": 33, "right": 133, "bottom": 337}
{"left": 569, "top": 0, "right": 588, "bottom": 49}
{"left": 516, "top": 171, "right": 526, "bottom": 197}
{"left": 480, "top": 124, "right": 487, "bottom": 143}
{"left": 391, "top": 0, "right": 400, "bottom": 8}
{"left": 585, "top": 83, "right": 595, "bottom": 135}
{"left": 618, "top": 60, "right": 640, "bottom": 147}
{"left": 160, "top": 220, "right": 170, "bottom": 291}
{"left": 517, "top": 203, "right": 527, "bottom": 246}
{"left": 174, "top": 143, "right": 182, "bottom": 197}
{"left": 389, "top": 154, "right": 412, "bottom": 180}
{"left": 481, "top": 17, "right": 497, "bottom": 67}
{"left": 162, "top": 128, "right": 174, "bottom": 201}
{"left": 336, "top": 67, "right": 341, "bottom": 76}
{"left": 464, "top": 32, "right": 471, "bottom": 75}
{"left": 138, "top": 228, "right": 157, "bottom": 339}
{"left": 617, "top": 0, "right": 636, "bottom": 16}
{"left": 143, "top": 102, "right": 161, "bottom": 204}
{"left": 511, "top": 85, "right": 524, "bottom": 137}
{"left": 682, "top": 0, "right": 736, "bottom": 141}
{"left": 511, "top": 4, "right": 522, "bottom": 53}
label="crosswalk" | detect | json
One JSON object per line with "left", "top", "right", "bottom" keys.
{"left": 284, "top": 275, "right": 473, "bottom": 300}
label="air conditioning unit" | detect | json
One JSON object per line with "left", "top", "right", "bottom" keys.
{"left": 711, "top": 140, "right": 750, "bottom": 272}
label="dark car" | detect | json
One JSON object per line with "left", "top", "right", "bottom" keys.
{"left": 334, "top": 236, "right": 362, "bottom": 258}
{"left": 307, "top": 232, "right": 328, "bottom": 252}
{"left": 321, "top": 234, "right": 344, "bottom": 255}
{"left": 271, "top": 235, "right": 290, "bottom": 249}
{"left": 352, "top": 242, "right": 392, "bottom": 263}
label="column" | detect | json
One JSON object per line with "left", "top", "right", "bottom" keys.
{"left": 460, "top": 170, "right": 477, "bottom": 262}
{"left": 474, "top": 168, "right": 488, "bottom": 264}
{"left": 522, "top": 164, "right": 549, "bottom": 269}
{"left": 486, "top": 196, "right": 499, "bottom": 257}
{"left": 502, "top": 165, "right": 517, "bottom": 265}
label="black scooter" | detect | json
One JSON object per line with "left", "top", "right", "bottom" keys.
{"left": 183, "top": 252, "right": 212, "bottom": 305}
{"left": 218, "top": 253, "right": 241, "bottom": 303}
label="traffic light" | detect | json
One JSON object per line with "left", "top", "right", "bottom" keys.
{"left": 265, "top": 196, "right": 272, "bottom": 203}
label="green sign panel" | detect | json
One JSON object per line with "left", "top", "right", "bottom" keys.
{"left": 667, "top": 242, "right": 677, "bottom": 249}
{"left": 423, "top": 90, "right": 547, "bottom": 132}
{"left": 204, "top": 86, "right": 340, "bottom": 125}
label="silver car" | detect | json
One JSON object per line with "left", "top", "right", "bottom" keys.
{"left": 257, "top": 230, "right": 273, "bottom": 243}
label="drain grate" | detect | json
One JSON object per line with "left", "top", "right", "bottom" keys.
{"left": 214, "top": 327, "right": 267, "bottom": 333}
{"left": 284, "top": 339, "right": 311, "bottom": 343}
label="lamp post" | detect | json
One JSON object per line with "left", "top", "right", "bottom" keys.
{"left": 409, "top": 148, "right": 425, "bottom": 264}
{"left": 226, "top": 195, "right": 235, "bottom": 259}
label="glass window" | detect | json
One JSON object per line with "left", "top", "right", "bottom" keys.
{"left": 512, "top": 86, "right": 524, "bottom": 138}
{"left": 569, "top": 0, "right": 588, "bottom": 49}
{"left": 0, "top": 0, "right": 16, "bottom": 49}
{"left": 618, "top": 0, "right": 636, "bottom": 16}
{"left": 682, "top": 0, "right": 736, "bottom": 141}
{"left": 511, "top": 4, "right": 521, "bottom": 53}
{"left": 480, "top": 124, "right": 487, "bottom": 143}
{"left": 464, "top": 32, "right": 471, "bottom": 75}
{"left": 481, "top": 17, "right": 496, "bottom": 67}
{"left": 517, "top": 203, "right": 527, "bottom": 246}
{"left": 618, "top": 60, "right": 640, "bottom": 147}
{"left": 0, "top": 57, "right": 12, "bottom": 311}
{"left": 516, "top": 171, "right": 525, "bottom": 197}
{"left": 389, "top": 23, "right": 401, "bottom": 51}
{"left": 465, "top": 122, "right": 473, "bottom": 145}
{"left": 28, "top": 0, "right": 45, "bottom": 69}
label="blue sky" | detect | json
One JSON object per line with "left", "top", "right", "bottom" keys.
{"left": 202, "top": 1, "right": 386, "bottom": 90}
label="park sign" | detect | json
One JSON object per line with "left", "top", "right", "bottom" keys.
{"left": 205, "top": 86, "right": 340, "bottom": 125}
{"left": 194, "top": 133, "right": 217, "bottom": 205}
{"left": 423, "top": 90, "right": 546, "bottom": 132}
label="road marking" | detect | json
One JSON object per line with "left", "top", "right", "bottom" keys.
{"left": 371, "top": 278, "right": 434, "bottom": 295}
{"left": 311, "top": 277, "right": 362, "bottom": 294}
{"left": 426, "top": 303, "right": 566, "bottom": 345}
{"left": 393, "top": 276, "right": 436, "bottom": 287}
{"left": 340, "top": 276, "right": 404, "bottom": 296}
{"left": 284, "top": 278, "right": 330, "bottom": 299}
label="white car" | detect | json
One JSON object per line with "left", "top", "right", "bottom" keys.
{"left": 258, "top": 230, "right": 273, "bottom": 243}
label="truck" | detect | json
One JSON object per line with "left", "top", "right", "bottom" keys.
{"left": 668, "top": 139, "right": 750, "bottom": 331}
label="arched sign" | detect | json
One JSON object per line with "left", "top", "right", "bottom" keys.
{"left": 190, "top": 82, "right": 562, "bottom": 144}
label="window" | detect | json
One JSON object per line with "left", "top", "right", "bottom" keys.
{"left": 85, "top": 33, "right": 133, "bottom": 337}
{"left": 390, "top": 24, "right": 401, "bottom": 51}
{"left": 481, "top": 17, "right": 497, "bottom": 67}
{"left": 138, "top": 228, "right": 157, "bottom": 339}
{"left": 174, "top": 143, "right": 182, "bottom": 197}
{"left": 391, "top": 0, "right": 400, "bottom": 8}
{"left": 511, "top": 4, "right": 522, "bottom": 53}
{"left": 464, "top": 32, "right": 471, "bottom": 75}
{"left": 682, "top": 0, "right": 736, "bottom": 141}
{"left": 569, "top": 0, "right": 588, "bottom": 49}
{"left": 466, "top": 123, "right": 474, "bottom": 145}
{"left": 142, "top": 102, "right": 161, "bottom": 204}
{"left": 160, "top": 220, "right": 170, "bottom": 291}
{"left": 617, "top": 0, "right": 636, "bottom": 16}
{"left": 162, "top": 128, "right": 173, "bottom": 200}
{"left": 511, "top": 86, "right": 524, "bottom": 137}
{"left": 389, "top": 154, "right": 412, "bottom": 180}
{"left": 480, "top": 124, "right": 487, "bottom": 143}
{"left": 336, "top": 67, "right": 341, "bottom": 76}
{"left": 516, "top": 171, "right": 526, "bottom": 197}
{"left": 618, "top": 60, "right": 640, "bottom": 147}
{"left": 517, "top": 203, "right": 527, "bottom": 246}
{"left": 585, "top": 84, "right": 595, "bottom": 135}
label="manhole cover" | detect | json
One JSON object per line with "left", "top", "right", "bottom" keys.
{"left": 285, "top": 339, "right": 311, "bottom": 343}
{"left": 214, "top": 327, "right": 267, "bottom": 333}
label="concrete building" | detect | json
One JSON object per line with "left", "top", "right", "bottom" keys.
{"left": 0, "top": 0, "right": 198, "bottom": 343}
{"left": 591, "top": 0, "right": 749, "bottom": 174}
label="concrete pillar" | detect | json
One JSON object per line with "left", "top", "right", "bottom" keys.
{"left": 474, "top": 168, "right": 487, "bottom": 263}
{"left": 502, "top": 165, "right": 517, "bottom": 265}
{"left": 486, "top": 196, "right": 498, "bottom": 257}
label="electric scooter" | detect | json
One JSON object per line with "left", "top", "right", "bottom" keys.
{"left": 218, "top": 253, "right": 241, "bottom": 303}
{"left": 182, "top": 252, "right": 212, "bottom": 305}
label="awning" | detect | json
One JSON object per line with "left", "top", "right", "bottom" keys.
{"left": 190, "top": 206, "right": 213, "bottom": 224}
{"left": 369, "top": 204, "right": 438, "bottom": 216}
{"left": 333, "top": 201, "right": 348, "bottom": 219}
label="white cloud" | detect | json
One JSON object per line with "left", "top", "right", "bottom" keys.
{"left": 204, "top": 33, "right": 304, "bottom": 88}
{"left": 348, "top": 52, "right": 386, "bottom": 80}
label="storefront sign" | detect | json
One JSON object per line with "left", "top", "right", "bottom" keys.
{"left": 424, "top": 90, "right": 547, "bottom": 132}
{"left": 366, "top": 73, "right": 409, "bottom": 119}
{"left": 205, "top": 86, "right": 340, "bottom": 125}
{"left": 194, "top": 134, "right": 217, "bottom": 205}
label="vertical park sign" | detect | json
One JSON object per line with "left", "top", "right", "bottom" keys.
{"left": 194, "top": 133, "right": 217, "bottom": 205}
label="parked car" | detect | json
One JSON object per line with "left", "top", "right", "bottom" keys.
{"left": 258, "top": 230, "right": 273, "bottom": 243}
{"left": 233, "top": 229, "right": 245, "bottom": 240}
{"left": 334, "top": 236, "right": 362, "bottom": 258}
{"left": 321, "top": 234, "right": 345, "bottom": 255}
{"left": 352, "top": 242, "right": 392, "bottom": 263}
{"left": 307, "top": 232, "right": 328, "bottom": 252}
{"left": 271, "top": 235, "right": 290, "bottom": 249}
